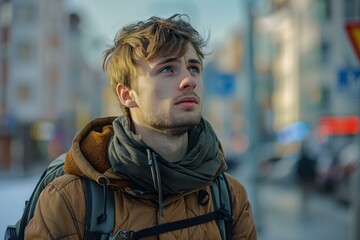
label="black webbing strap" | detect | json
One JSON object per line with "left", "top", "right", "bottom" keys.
{"left": 83, "top": 177, "right": 96, "bottom": 240}
{"left": 131, "top": 209, "right": 229, "bottom": 240}
{"left": 82, "top": 178, "right": 114, "bottom": 240}
{"left": 18, "top": 170, "right": 48, "bottom": 240}
{"left": 222, "top": 173, "right": 233, "bottom": 240}
{"left": 222, "top": 174, "right": 233, "bottom": 240}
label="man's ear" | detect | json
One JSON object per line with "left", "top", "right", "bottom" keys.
{"left": 116, "top": 83, "right": 138, "bottom": 108}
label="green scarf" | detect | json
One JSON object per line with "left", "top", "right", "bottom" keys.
{"left": 108, "top": 116, "right": 227, "bottom": 195}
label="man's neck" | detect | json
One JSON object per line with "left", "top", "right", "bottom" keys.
{"left": 134, "top": 124, "right": 188, "bottom": 163}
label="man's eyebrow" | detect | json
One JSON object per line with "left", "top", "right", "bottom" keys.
{"left": 156, "top": 57, "right": 202, "bottom": 66}
{"left": 188, "top": 59, "right": 202, "bottom": 65}
{"left": 157, "top": 57, "right": 179, "bottom": 65}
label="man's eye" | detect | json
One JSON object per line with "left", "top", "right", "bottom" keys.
{"left": 160, "top": 66, "right": 173, "bottom": 73}
{"left": 188, "top": 66, "right": 200, "bottom": 74}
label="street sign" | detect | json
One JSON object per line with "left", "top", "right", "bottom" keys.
{"left": 338, "top": 68, "right": 360, "bottom": 98}
{"left": 345, "top": 22, "right": 360, "bottom": 62}
{"left": 318, "top": 115, "right": 360, "bottom": 136}
{"left": 204, "top": 69, "right": 235, "bottom": 97}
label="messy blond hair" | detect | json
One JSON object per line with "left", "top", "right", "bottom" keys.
{"left": 102, "top": 14, "right": 207, "bottom": 116}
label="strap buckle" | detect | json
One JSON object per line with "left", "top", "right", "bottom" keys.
{"left": 218, "top": 205, "right": 232, "bottom": 222}
{"left": 110, "top": 230, "right": 135, "bottom": 240}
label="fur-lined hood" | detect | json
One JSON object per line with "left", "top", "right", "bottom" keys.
{"left": 64, "top": 117, "right": 130, "bottom": 188}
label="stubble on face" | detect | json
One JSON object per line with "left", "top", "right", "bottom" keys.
{"left": 149, "top": 110, "right": 202, "bottom": 136}
{"left": 142, "top": 89, "right": 203, "bottom": 136}
{"left": 130, "top": 87, "right": 202, "bottom": 136}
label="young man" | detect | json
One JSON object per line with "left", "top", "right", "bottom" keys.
{"left": 25, "top": 14, "right": 257, "bottom": 239}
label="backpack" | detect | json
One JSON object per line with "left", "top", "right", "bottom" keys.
{"left": 4, "top": 154, "right": 233, "bottom": 240}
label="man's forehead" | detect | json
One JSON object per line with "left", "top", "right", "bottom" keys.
{"left": 153, "top": 45, "right": 201, "bottom": 65}
{"left": 184, "top": 44, "right": 202, "bottom": 63}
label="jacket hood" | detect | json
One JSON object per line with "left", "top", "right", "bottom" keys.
{"left": 64, "top": 117, "right": 130, "bottom": 187}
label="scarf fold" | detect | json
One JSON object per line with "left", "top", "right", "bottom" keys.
{"left": 108, "top": 116, "right": 226, "bottom": 195}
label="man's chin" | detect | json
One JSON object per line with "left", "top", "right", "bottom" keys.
{"left": 179, "top": 111, "right": 201, "bottom": 122}
{"left": 178, "top": 114, "right": 201, "bottom": 126}
{"left": 164, "top": 124, "right": 195, "bottom": 136}
{"left": 173, "top": 117, "right": 201, "bottom": 135}
{"left": 158, "top": 117, "right": 201, "bottom": 136}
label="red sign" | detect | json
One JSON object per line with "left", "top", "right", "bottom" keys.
{"left": 318, "top": 115, "right": 360, "bottom": 136}
{"left": 345, "top": 22, "right": 360, "bottom": 62}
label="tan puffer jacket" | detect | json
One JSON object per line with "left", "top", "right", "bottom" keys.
{"left": 25, "top": 117, "right": 257, "bottom": 240}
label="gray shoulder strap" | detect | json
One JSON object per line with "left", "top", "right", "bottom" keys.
{"left": 210, "top": 173, "right": 233, "bottom": 240}
{"left": 82, "top": 178, "right": 115, "bottom": 240}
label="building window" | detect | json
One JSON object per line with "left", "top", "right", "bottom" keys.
{"left": 15, "top": 42, "right": 35, "bottom": 63}
{"left": 318, "top": 0, "right": 331, "bottom": 21}
{"left": 17, "top": 83, "right": 31, "bottom": 102}
{"left": 0, "top": 1, "right": 12, "bottom": 26}
{"left": 13, "top": 4, "right": 37, "bottom": 24}
{"left": 344, "top": 0, "right": 360, "bottom": 19}
{"left": 320, "top": 40, "right": 330, "bottom": 65}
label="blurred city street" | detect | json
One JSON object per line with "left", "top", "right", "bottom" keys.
{"left": 230, "top": 166, "right": 351, "bottom": 240}
{"left": 256, "top": 181, "right": 349, "bottom": 240}
{"left": 0, "top": 165, "right": 351, "bottom": 240}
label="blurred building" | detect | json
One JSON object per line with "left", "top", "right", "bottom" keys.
{"left": 202, "top": 0, "right": 360, "bottom": 168}
{"left": 0, "top": 0, "right": 105, "bottom": 171}
{"left": 252, "top": 1, "right": 360, "bottom": 238}
{"left": 252, "top": 0, "right": 360, "bottom": 150}
{"left": 202, "top": 30, "right": 248, "bottom": 169}
{"left": 0, "top": 0, "right": 11, "bottom": 169}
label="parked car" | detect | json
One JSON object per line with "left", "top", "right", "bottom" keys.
{"left": 333, "top": 141, "right": 359, "bottom": 205}
{"left": 315, "top": 135, "right": 359, "bottom": 205}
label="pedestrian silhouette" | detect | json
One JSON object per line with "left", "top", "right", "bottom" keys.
{"left": 295, "top": 145, "right": 317, "bottom": 214}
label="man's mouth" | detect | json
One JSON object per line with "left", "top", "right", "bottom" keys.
{"left": 175, "top": 96, "right": 199, "bottom": 106}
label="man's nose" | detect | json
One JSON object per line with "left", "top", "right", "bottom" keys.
{"left": 179, "top": 69, "right": 197, "bottom": 90}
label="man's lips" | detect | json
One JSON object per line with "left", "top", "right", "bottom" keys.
{"left": 175, "top": 96, "right": 199, "bottom": 105}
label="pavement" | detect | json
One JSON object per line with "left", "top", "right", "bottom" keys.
{"left": 0, "top": 166, "right": 352, "bottom": 240}
{"left": 255, "top": 181, "right": 350, "bottom": 240}
{"left": 229, "top": 165, "right": 351, "bottom": 240}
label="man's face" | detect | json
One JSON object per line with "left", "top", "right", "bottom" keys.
{"left": 129, "top": 43, "right": 204, "bottom": 136}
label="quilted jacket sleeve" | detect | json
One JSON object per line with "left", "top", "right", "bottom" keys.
{"left": 25, "top": 175, "right": 85, "bottom": 240}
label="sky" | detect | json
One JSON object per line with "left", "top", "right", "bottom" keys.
{"left": 65, "top": 0, "right": 248, "bottom": 67}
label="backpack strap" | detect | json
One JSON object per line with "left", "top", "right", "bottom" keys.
{"left": 110, "top": 173, "right": 233, "bottom": 240}
{"left": 110, "top": 210, "right": 228, "bottom": 240}
{"left": 82, "top": 177, "right": 115, "bottom": 240}
{"left": 210, "top": 173, "right": 233, "bottom": 240}
{"left": 17, "top": 154, "right": 66, "bottom": 240}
